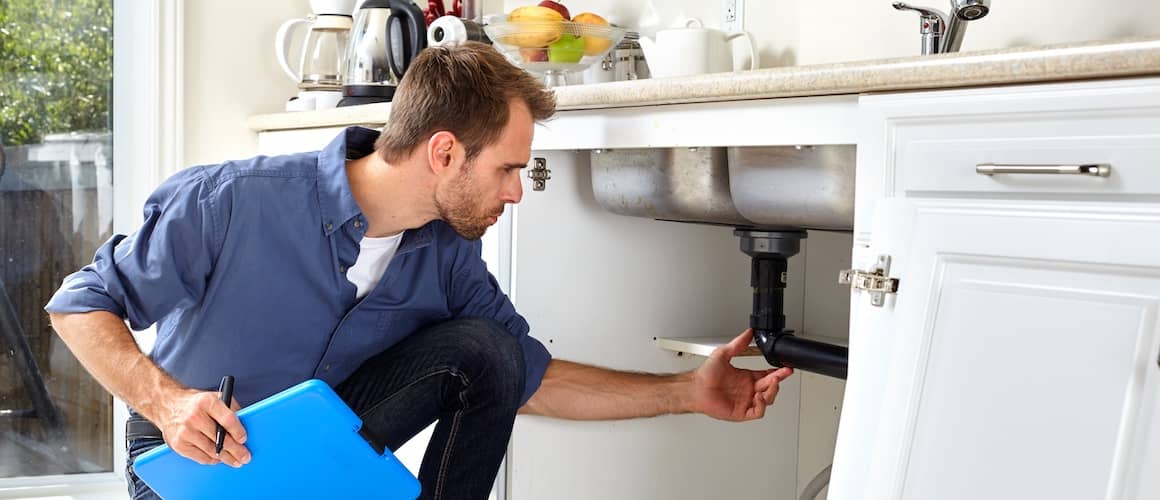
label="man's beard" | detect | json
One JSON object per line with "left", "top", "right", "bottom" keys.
{"left": 435, "top": 164, "right": 502, "bottom": 241}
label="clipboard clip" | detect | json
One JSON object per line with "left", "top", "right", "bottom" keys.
{"left": 357, "top": 426, "right": 386, "bottom": 456}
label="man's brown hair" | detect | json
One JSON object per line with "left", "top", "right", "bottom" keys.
{"left": 375, "top": 42, "right": 557, "bottom": 163}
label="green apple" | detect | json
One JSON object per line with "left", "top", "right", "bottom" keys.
{"left": 547, "top": 35, "right": 584, "bottom": 64}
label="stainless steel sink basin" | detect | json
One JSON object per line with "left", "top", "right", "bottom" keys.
{"left": 589, "top": 145, "right": 855, "bottom": 230}
{"left": 728, "top": 145, "right": 855, "bottom": 230}
{"left": 590, "top": 147, "right": 751, "bottom": 226}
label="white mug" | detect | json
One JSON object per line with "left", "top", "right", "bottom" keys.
{"left": 639, "top": 18, "right": 759, "bottom": 78}
{"left": 285, "top": 96, "right": 316, "bottom": 112}
{"left": 286, "top": 90, "right": 342, "bottom": 112}
{"left": 301, "top": 90, "right": 342, "bottom": 110}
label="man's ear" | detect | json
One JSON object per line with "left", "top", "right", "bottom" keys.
{"left": 426, "top": 131, "right": 461, "bottom": 175}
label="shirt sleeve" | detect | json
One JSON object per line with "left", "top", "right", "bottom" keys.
{"left": 447, "top": 239, "right": 551, "bottom": 406}
{"left": 44, "top": 166, "right": 223, "bottom": 331}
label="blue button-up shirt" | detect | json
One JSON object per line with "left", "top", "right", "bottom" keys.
{"left": 45, "top": 127, "right": 551, "bottom": 406}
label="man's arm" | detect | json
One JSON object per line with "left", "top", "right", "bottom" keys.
{"left": 49, "top": 310, "right": 249, "bottom": 466}
{"left": 44, "top": 167, "right": 249, "bottom": 466}
{"left": 520, "top": 329, "right": 793, "bottom": 421}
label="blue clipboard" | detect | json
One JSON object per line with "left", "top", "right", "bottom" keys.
{"left": 132, "top": 379, "right": 420, "bottom": 500}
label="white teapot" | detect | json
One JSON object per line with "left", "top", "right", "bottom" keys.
{"left": 637, "top": 18, "right": 759, "bottom": 78}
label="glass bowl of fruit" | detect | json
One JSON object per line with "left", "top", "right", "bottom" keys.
{"left": 485, "top": 8, "right": 625, "bottom": 86}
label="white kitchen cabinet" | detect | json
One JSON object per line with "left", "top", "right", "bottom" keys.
{"left": 831, "top": 77, "right": 1160, "bottom": 500}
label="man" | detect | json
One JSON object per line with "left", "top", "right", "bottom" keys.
{"left": 46, "top": 42, "right": 793, "bottom": 500}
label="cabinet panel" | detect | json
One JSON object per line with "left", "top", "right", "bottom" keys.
{"left": 256, "top": 126, "right": 348, "bottom": 154}
{"left": 853, "top": 77, "right": 1160, "bottom": 244}
{"left": 893, "top": 110, "right": 1160, "bottom": 199}
{"left": 853, "top": 199, "right": 1160, "bottom": 500}
{"left": 903, "top": 257, "right": 1156, "bottom": 500}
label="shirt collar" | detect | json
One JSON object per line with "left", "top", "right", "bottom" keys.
{"left": 316, "top": 126, "right": 380, "bottom": 235}
{"left": 399, "top": 222, "right": 435, "bottom": 253}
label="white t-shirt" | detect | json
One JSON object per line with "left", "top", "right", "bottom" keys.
{"left": 346, "top": 232, "right": 405, "bottom": 299}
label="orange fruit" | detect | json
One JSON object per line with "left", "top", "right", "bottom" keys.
{"left": 572, "top": 12, "right": 612, "bottom": 56}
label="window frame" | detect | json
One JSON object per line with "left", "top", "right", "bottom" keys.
{"left": 0, "top": 0, "right": 183, "bottom": 497}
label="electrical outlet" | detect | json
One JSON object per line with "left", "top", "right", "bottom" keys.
{"left": 722, "top": 0, "right": 744, "bottom": 32}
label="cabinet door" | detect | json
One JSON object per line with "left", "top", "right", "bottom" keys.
{"left": 844, "top": 197, "right": 1160, "bottom": 500}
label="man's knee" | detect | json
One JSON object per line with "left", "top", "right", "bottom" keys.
{"left": 430, "top": 318, "right": 526, "bottom": 404}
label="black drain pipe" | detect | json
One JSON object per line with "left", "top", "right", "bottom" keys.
{"left": 737, "top": 229, "right": 848, "bottom": 380}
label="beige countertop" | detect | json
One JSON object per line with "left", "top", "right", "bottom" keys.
{"left": 248, "top": 36, "right": 1160, "bottom": 133}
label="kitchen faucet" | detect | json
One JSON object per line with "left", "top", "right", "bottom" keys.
{"left": 893, "top": 0, "right": 991, "bottom": 55}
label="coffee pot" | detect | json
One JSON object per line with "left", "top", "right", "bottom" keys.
{"left": 637, "top": 18, "right": 759, "bottom": 78}
{"left": 338, "top": 0, "right": 427, "bottom": 106}
{"left": 275, "top": 0, "right": 356, "bottom": 91}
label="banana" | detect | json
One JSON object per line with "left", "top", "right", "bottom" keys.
{"left": 503, "top": 5, "right": 565, "bottom": 48}
{"left": 508, "top": 5, "right": 565, "bottom": 22}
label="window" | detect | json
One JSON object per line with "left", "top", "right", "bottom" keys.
{"left": 0, "top": 0, "right": 115, "bottom": 481}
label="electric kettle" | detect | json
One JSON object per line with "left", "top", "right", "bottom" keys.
{"left": 338, "top": 0, "right": 427, "bottom": 106}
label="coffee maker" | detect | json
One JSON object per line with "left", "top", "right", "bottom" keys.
{"left": 275, "top": 0, "right": 355, "bottom": 110}
{"left": 338, "top": 0, "right": 427, "bottom": 106}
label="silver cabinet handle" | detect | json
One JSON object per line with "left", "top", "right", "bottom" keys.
{"left": 976, "top": 163, "right": 1111, "bottom": 177}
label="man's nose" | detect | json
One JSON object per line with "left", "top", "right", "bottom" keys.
{"left": 502, "top": 174, "right": 523, "bottom": 204}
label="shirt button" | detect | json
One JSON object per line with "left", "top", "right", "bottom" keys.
{"left": 325, "top": 222, "right": 334, "bottom": 231}
{"left": 353, "top": 220, "right": 363, "bottom": 228}
{"left": 339, "top": 265, "right": 347, "bottom": 273}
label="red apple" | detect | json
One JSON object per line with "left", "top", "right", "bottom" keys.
{"left": 537, "top": 0, "right": 570, "bottom": 21}
{"left": 519, "top": 47, "right": 548, "bottom": 63}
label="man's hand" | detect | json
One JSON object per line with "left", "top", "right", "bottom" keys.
{"left": 155, "top": 389, "right": 250, "bottom": 467}
{"left": 691, "top": 328, "right": 794, "bottom": 421}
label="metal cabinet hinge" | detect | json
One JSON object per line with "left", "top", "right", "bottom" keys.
{"left": 839, "top": 255, "right": 900, "bottom": 307}
{"left": 528, "top": 157, "right": 550, "bottom": 191}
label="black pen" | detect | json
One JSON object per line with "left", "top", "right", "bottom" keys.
{"left": 214, "top": 375, "right": 234, "bottom": 455}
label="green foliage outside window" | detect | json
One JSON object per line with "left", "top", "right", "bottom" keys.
{"left": 0, "top": 0, "right": 113, "bottom": 146}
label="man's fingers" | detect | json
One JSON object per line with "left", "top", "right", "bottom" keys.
{"left": 171, "top": 413, "right": 250, "bottom": 467}
{"left": 754, "top": 367, "right": 791, "bottom": 404}
{"left": 766, "top": 366, "right": 794, "bottom": 384}
{"left": 749, "top": 394, "right": 767, "bottom": 419}
{"left": 219, "top": 438, "right": 252, "bottom": 468}
{"left": 170, "top": 425, "right": 220, "bottom": 465}
{"left": 754, "top": 367, "right": 792, "bottom": 391}
{"left": 714, "top": 328, "right": 754, "bottom": 359}
{"left": 206, "top": 397, "right": 247, "bottom": 446}
{"left": 764, "top": 384, "right": 779, "bottom": 404}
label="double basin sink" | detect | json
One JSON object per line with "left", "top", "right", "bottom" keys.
{"left": 590, "top": 145, "right": 856, "bottom": 230}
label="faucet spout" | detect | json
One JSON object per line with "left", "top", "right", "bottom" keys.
{"left": 943, "top": 0, "right": 991, "bottom": 53}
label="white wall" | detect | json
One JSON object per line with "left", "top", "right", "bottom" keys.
{"left": 182, "top": 0, "right": 304, "bottom": 168}
{"left": 502, "top": 0, "right": 1160, "bottom": 66}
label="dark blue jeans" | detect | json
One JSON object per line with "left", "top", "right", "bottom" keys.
{"left": 126, "top": 318, "right": 526, "bottom": 500}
